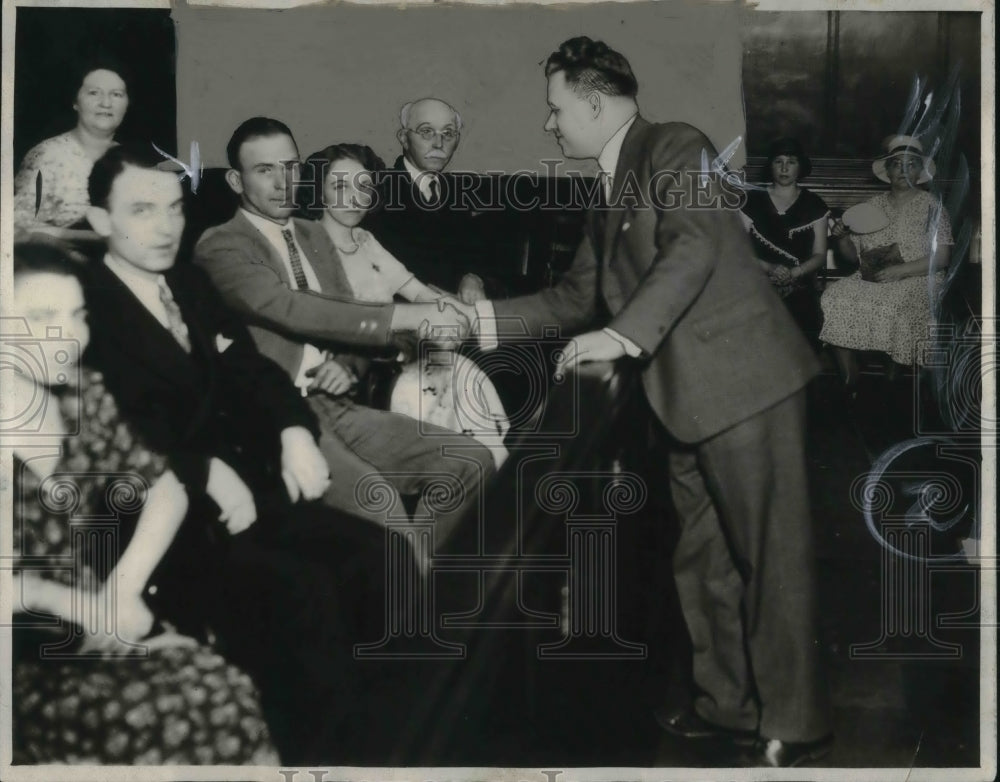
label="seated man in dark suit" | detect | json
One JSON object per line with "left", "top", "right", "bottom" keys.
{"left": 363, "top": 97, "right": 497, "bottom": 302}
{"left": 365, "top": 99, "right": 539, "bottom": 424}
{"left": 193, "top": 117, "right": 495, "bottom": 548}
{"left": 81, "top": 143, "right": 391, "bottom": 762}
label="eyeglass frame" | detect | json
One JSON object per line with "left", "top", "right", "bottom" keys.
{"left": 406, "top": 126, "right": 460, "bottom": 143}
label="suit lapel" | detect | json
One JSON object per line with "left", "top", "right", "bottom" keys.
{"left": 90, "top": 265, "right": 201, "bottom": 390}
{"left": 232, "top": 211, "right": 293, "bottom": 288}
{"left": 602, "top": 116, "right": 649, "bottom": 264}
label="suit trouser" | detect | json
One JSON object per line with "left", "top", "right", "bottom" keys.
{"left": 308, "top": 394, "right": 495, "bottom": 550}
{"left": 666, "top": 388, "right": 832, "bottom": 743}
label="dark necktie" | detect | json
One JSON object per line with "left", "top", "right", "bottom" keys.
{"left": 281, "top": 228, "right": 310, "bottom": 290}
{"left": 157, "top": 277, "right": 191, "bottom": 353}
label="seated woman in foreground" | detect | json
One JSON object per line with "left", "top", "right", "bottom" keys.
{"left": 6, "top": 242, "right": 277, "bottom": 765}
{"left": 303, "top": 143, "right": 509, "bottom": 467}
{"left": 819, "top": 135, "right": 953, "bottom": 387}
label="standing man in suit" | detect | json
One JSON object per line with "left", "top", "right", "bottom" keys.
{"left": 451, "top": 37, "right": 833, "bottom": 767}
{"left": 81, "top": 144, "right": 392, "bottom": 762}
{"left": 364, "top": 98, "right": 493, "bottom": 302}
{"left": 194, "top": 117, "right": 495, "bottom": 547}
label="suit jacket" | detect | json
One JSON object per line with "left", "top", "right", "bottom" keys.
{"left": 493, "top": 117, "right": 820, "bottom": 444}
{"left": 83, "top": 260, "right": 318, "bottom": 497}
{"left": 364, "top": 156, "right": 501, "bottom": 293}
{"left": 194, "top": 212, "right": 393, "bottom": 382}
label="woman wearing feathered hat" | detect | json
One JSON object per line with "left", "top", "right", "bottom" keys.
{"left": 819, "top": 135, "right": 952, "bottom": 388}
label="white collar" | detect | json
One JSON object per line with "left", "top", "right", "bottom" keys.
{"left": 402, "top": 155, "right": 436, "bottom": 183}
{"left": 241, "top": 207, "right": 293, "bottom": 245}
{"left": 402, "top": 156, "right": 441, "bottom": 201}
{"left": 103, "top": 253, "right": 172, "bottom": 329}
{"left": 104, "top": 252, "right": 163, "bottom": 293}
{"left": 597, "top": 114, "right": 638, "bottom": 180}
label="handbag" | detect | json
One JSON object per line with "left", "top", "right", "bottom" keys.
{"left": 859, "top": 243, "right": 904, "bottom": 282}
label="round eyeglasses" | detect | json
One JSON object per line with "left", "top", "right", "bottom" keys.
{"left": 408, "top": 127, "right": 459, "bottom": 142}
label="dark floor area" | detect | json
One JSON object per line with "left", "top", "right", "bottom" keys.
{"left": 340, "top": 354, "right": 983, "bottom": 770}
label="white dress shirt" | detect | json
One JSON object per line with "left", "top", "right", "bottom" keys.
{"left": 241, "top": 209, "right": 327, "bottom": 393}
{"left": 477, "top": 113, "right": 643, "bottom": 357}
{"left": 104, "top": 253, "right": 172, "bottom": 330}
{"left": 403, "top": 156, "right": 440, "bottom": 203}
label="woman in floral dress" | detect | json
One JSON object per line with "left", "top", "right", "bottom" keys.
{"left": 820, "top": 135, "right": 953, "bottom": 385}
{"left": 8, "top": 241, "right": 278, "bottom": 765}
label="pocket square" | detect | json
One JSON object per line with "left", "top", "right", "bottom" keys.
{"left": 216, "top": 334, "right": 235, "bottom": 353}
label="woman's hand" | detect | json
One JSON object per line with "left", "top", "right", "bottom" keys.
{"left": 874, "top": 264, "right": 914, "bottom": 283}
{"left": 78, "top": 589, "right": 155, "bottom": 653}
{"left": 768, "top": 265, "right": 793, "bottom": 285}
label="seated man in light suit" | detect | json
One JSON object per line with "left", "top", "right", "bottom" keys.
{"left": 193, "top": 117, "right": 495, "bottom": 547}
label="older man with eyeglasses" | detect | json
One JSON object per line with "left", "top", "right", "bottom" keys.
{"left": 365, "top": 97, "right": 491, "bottom": 303}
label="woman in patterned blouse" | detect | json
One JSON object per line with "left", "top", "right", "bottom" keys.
{"left": 7, "top": 241, "right": 278, "bottom": 765}
{"left": 13, "top": 57, "right": 130, "bottom": 242}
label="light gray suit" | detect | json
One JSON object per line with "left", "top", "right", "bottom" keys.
{"left": 195, "top": 212, "right": 495, "bottom": 546}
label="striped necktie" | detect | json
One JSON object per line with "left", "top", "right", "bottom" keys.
{"left": 281, "top": 228, "right": 310, "bottom": 290}
{"left": 157, "top": 277, "right": 191, "bottom": 353}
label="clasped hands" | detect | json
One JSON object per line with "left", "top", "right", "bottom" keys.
{"left": 424, "top": 296, "right": 630, "bottom": 376}
{"left": 413, "top": 297, "right": 477, "bottom": 349}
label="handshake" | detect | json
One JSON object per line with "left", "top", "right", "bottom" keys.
{"left": 390, "top": 296, "right": 479, "bottom": 350}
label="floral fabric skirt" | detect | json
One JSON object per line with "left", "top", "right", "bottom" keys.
{"left": 13, "top": 640, "right": 279, "bottom": 765}
{"left": 819, "top": 271, "right": 945, "bottom": 365}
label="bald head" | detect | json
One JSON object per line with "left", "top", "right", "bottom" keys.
{"left": 397, "top": 97, "right": 462, "bottom": 173}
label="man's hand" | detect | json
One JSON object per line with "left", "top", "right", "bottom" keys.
{"left": 554, "top": 330, "right": 628, "bottom": 377}
{"left": 437, "top": 295, "right": 478, "bottom": 333}
{"left": 422, "top": 299, "right": 471, "bottom": 349}
{"left": 307, "top": 359, "right": 357, "bottom": 396}
{"left": 206, "top": 457, "right": 257, "bottom": 533}
{"left": 458, "top": 273, "right": 487, "bottom": 305}
{"left": 280, "top": 426, "right": 331, "bottom": 503}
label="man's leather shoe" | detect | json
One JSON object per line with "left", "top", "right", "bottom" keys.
{"left": 752, "top": 734, "right": 834, "bottom": 767}
{"left": 654, "top": 706, "right": 757, "bottom": 745}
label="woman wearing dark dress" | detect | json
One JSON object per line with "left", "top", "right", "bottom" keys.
{"left": 740, "top": 138, "right": 830, "bottom": 345}
{"left": 6, "top": 241, "right": 278, "bottom": 765}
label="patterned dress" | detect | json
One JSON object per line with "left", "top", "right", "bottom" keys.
{"left": 13, "top": 132, "right": 102, "bottom": 230}
{"left": 11, "top": 370, "right": 278, "bottom": 765}
{"left": 819, "top": 190, "right": 954, "bottom": 365}
{"left": 740, "top": 187, "right": 829, "bottom": 341}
